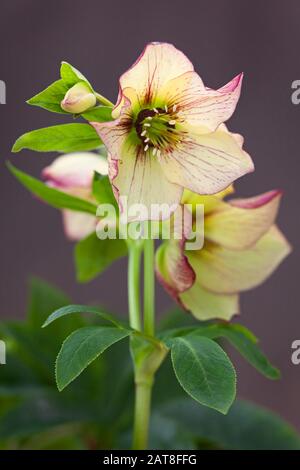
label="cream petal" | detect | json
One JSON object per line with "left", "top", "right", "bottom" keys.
{"left": 91, "top": 96, "right": 133, "bottom": 158}
{"left": 109, "top": 87, "right": 139, "bottom": 123}
{"left": 42, "top": 152, "right": 108, "bottom": 189}
{"left": 62, "top": 210, "right": 96, "bottom": 241}
{"left": 205, "top": 190, "right": 283, "bottom": 250}
{"left": 179, "top": 281, "right": 239, "bottom": 321}
{"left": 218, "top": 122, "right": 244, "bottom": 147}
{"left": 190, "top": 226, "right": 291, "bottom": 295}
{"left": 110, "top": 140, "right": 183, "bottom": 221}
{"left": 160, "top": 71, "right": 242, "bottom": 131}
{"left": 117, "top": 43, "right": 194, "bottom": 106}
{"left": 159, "top": 125, "right": 254, "bottom": 195}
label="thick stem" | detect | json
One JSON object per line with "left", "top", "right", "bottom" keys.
{"left": 132, "top": 380, "right": 153, "bottom": 450}
{"left": 143, "top": 235, "right": 155, "bottom": 337}
{"left": 129, "top": 230, "right": 156, "bottom": 450}
{"left": 128, "top": 242, "right": 142, "bottom": 331}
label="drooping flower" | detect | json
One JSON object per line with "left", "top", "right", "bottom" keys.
{"left": 42, "top": 152, "right": 108, "bottom": 240}
{"left": 156, "top": 187, "right": 291, "bottom": 321}
{"left": 91, "top": 42, "right": 254, "bottom": 220}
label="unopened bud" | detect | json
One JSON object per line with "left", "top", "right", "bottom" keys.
{"left": 61, "top": 82, "right": 96, "bottom": 114}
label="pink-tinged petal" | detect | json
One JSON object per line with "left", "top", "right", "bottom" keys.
{"left": 42, "top": 152, "right": 108, "bottom": 189}
{"left": 159, "top": 124, "right": 254, "bottom": 195}
{"left": 108, "top": 139, "right": 183, "bottom": 221}
{"left": 229, "top": 190, "right": 282, "bottom": 209}
{"left": 106, "top": 153, "right": 120, "bottom": 204}
{"left": 179, "top": 281, "right": 239, "bottom": 321}
{"left": 91, "top": 94, "right": 133, "bottom": 158}
{"left": 190, "top": 225, "right": 292, "bottom": 295}
{"left": 155, "top": 239, "right": 195, "bottom": 306}
{"left": 160, "top": 72, "right": 243, "bottom": 131}
{"left": 205, "top": 190, "right": 283, "bottom": 250}
{"left": 117, "top": 43, "right": 194, "bottom": 107}
{"left": 62, "top": 210, "right": 96, "bottom": 241}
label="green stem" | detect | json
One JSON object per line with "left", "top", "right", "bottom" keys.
{"left": 95, "top": 92, "right": 114, "bottom": 107}
{"left": 128, "top": 242, "right": 142, "bottom": 331}
{"left": 132, "top": 230, "right": 156, "bottom": 449}
{"left": 143, "top": 234, "right": 155, "bottom": 337}
{"left": 128, "top": 228, "right": 156, "bottom": 450}
{"left": 132, "top": 380, "right": 153, "bottom": 450}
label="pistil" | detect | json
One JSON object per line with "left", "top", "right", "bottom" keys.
{"left": 135, "top": 105, "right": 181, "bottom": 153}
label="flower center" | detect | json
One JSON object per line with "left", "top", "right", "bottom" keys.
{"left": 135, "top": 105, "right": 181, "bottom": 155}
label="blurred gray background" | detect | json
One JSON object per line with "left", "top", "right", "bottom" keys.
{"left": 1, "top": 0, "right": 299, "bottom": 430}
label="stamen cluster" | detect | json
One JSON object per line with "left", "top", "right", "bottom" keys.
{"left": 135, "top": 104, "right": 182, "bottom": 154}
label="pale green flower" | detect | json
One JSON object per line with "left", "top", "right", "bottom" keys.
{"left": 156, "top": 187, "right": 291, "bottom": 321}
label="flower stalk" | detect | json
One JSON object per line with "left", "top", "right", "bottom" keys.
{"left": 127, "top": 240, "right": 143, "bottom": 331}
{"left": 128, "top": 229, "right": 166, "bottom": 450}
{"left": 94, "top": 92, "right": 114, "bottom": 108}
{"left": 143, "top": 226, "right": 155, "bottom": 337}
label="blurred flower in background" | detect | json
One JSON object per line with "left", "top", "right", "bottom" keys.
{"left": 156, "top": 187, "right": 291, "bottom": 320}
{"left": 42, "top": 152, "right": 107, "bottom": 241}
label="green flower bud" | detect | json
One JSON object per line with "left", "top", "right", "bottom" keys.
{"left": 61, "top": 82, "right": 96, "bottom": 114}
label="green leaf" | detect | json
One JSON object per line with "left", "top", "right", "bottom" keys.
{"left": 0, "top": 393, "right": 90, "bottom": 440}
{"left": 82, "top": 106, "right": 113, "bottom": 122}
{"left": 156, "top": 398, "right": 300, "bottom": 450}
{"left": 0, "top": 322, "right": 57, "bottom": 382}
{"left": 152, "top": 353, "right": 300, "bottom": 450}
{"left": 211, "top": 324, "right": 280, "bottom": 380}
{"left": 171, "top": 336, "right": 236, "bottom": 414}
{"left": 74, "top": 232, "right": 127, "bottom": 283}
{"left": 56, "top": 326, "right": 130, "bottom": 390}
{"left": 27, "top": 79, "right": 69, "bottom": 114}
{"left": 8, "top": 163, "right": 98, "bottom": 215}
{"left": 92, "top": 172, "right": 118, "bottom": 207}
{"left": 60, "top": 61, "right": 91, "bottom": 88}
{"left": 12, "top": 123, "right": 101, "bottom": 153}
{"left": 162, "top": 323, "right": 279, "bottom": 380}
{"left": 26, "top": 62, "right": 94, "bottom": 116}
{"left": 42, "top": 304, "right": 125, "bottom": 329}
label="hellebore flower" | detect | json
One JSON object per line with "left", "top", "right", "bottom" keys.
{"left": 92, "top": 42, "right": 254, "bottom": 219}
{"left": 42, "top": 152, "right": 107, "bottom": 240}
{"left": 61, "top": 82, "right": 97, "bottom": 114}
{"left": 156, "top": 188, "right": 291, "bottom": 321}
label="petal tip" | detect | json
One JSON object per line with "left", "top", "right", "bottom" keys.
{"left": 237, "top": 72, "right": 244, "bottom": 84}
{"left": 232, "top": 72, "right": 244, "bottom": 90}
{"left": 220, "top": 72, "right": 243, "bottom": 94}
{"left": 230, "top": 189, "right": 283, "bottom": 210}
